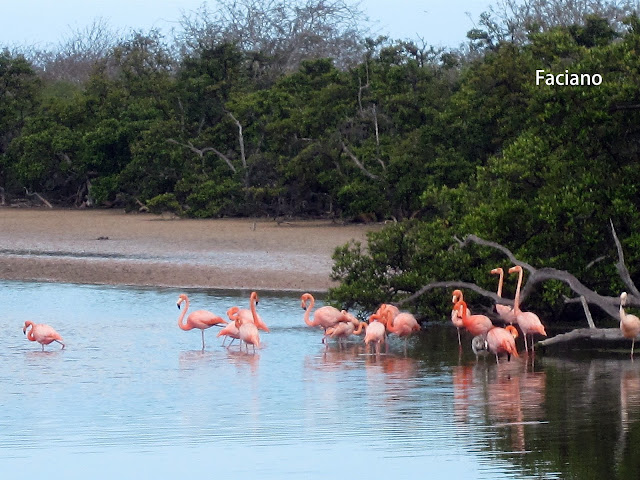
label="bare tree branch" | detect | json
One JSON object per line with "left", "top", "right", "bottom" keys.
{"left": 339, "top": 140, "right": 378, "bottom": 180}
{"left": 610, "top": 218, "right": 640, "bottom": 297}
{"left": 167, "top": 139, "right": 237, "bottom": 173}
{"left": 399, "top": 231, "right": 637, "bottom": 321}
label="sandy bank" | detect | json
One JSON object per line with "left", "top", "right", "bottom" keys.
{"left": 0, "top": 209, "right": 379, "bottom": 292}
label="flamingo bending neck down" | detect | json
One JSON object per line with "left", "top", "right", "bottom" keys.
{"left": 508, "top": 266, "right": 547, "bottom": 354}
{"left": 219, "top": 307, "right": 242, "bottom": 346}
{"left": 177, "top": 294, "right": 227, "bottom": 350}
{"left": 23, "top": 321, "right": 65, "bottom": 351}
{"left": 454, "top": 299, "right": 493, "bottom": 337}
{"left": 301, "top": 293, "right": 347, "bottom": 335}
{"left": 491, "top": 268, "right": 517, "bottom": 324}
{"left": 486, "top": 325, "right": 519, "bottom": 364}
{"left": 364, "top": 313, "right": 387, "bottom": 354}
{"left": 384, "top": 309, "right": 420, "bottom": 349}
{"left": 619, "top": 292, "right": 640, "bottom": 359}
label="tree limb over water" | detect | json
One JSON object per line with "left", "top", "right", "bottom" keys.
{"left": 398, "top": 223, "right": 639, "bottom": 321}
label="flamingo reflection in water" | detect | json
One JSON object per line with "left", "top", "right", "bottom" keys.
{"left": 452, "top": 361, "right": 546, "bottom": 452}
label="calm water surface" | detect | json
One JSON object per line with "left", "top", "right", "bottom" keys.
{"left": 1, "top": 280, "right": 640, "bottom": 479}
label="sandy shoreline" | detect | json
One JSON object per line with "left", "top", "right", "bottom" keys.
{"left": 0, "top": 209, "right": 378, "bottom": 292}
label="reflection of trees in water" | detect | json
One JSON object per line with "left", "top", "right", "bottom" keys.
{"left": 532, "top": 357, "right": 640, "bottom": 480}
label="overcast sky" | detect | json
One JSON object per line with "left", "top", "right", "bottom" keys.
{"left": 1, "top": 1, "right": 495, "bottom": 50}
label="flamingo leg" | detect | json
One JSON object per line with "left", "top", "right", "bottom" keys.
{"left": 632, "top": 339, "right": 635, "bottom": 359}
{"left": 201, "top": 330, "right": 206, "bottom": 350}
{"left": 457, "top": 327, "right": 461, "bottom": 347}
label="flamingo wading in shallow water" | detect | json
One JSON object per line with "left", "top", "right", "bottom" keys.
{"left": 491, "top": 267, "right": 517, "bottom": 324}
{"left": 454, "top": 299, "right": 494, "bottom": 337}
{"left": 235, "top": 292, "right": 261, "bottom": 353}
{"left": 508, "top": 266, "right": 547, "bottom": 353}
{"left": 177, "top": 294, "right": 227, "bottom": 350}
{"left": 301, "top": 293, "right": 347, "bottom": 333}
{"left": 619, "top": 292, "right": 640, "bottom": 359}
{"left": 486, "top": 325, "right": 519, "bottom": 364}
{"left": 230, "top": 291, "right": 269, "bottom": 332}
{"left": 23, "top": 321, "right": 65, "bottom": 350}
{"left": 451, "top": 290, "right": 468, "bottom": 346}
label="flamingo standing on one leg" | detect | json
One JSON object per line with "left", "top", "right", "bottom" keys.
{"left": 23, "top": 321, "right": 65, "bottom": 351}
{"left": 218, "top": 307, "right": 242, "bottom": 346}
{"left": 454, "top": 299, "right": 494, "bottom": 337}
{"left": 508, "top": 266, "right": 547, "bottom": 354}
{"left": 301, "top": 293, "right": 347, "bottom": 336}
{"left": 619, "top": 292, "right": 640, "bottom": 359}
{"left": 230, "top": 291, "right": 269, "bottom": 332}
{"left": 486, "top": 325, "right": 519, "bottom": 364}
{"left": 177, "top": 294, "right": 227, "bottom": 350}
{"left": 491, "top": 268, "right": 517, "bottom": 324}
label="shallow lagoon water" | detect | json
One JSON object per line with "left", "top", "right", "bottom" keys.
{"left": 2, "top": 280, "right": 640, "bottom": 479}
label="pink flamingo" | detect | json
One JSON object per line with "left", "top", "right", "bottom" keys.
{"left": 235, "top": 294, "right": 260, "bottom": 353}
{"left": 454, "top": 299, "right": 494, "bottom": 337}
{"left": 375, "top": 303, "right": 400, "bottom": 322}
{"left": 218, "top": 307, "right": 242, "bottom": 346}
{"left": 491, "top": 267, "right": 517, "bottom": 324}
{"left": 301, "top": 293, "right": 347, "bottom": 333}
{"left": 23, "top": 321, "right": 65, "bottom": 350}
{"left": 451, "top": 290, "right": 467, "bottom": 346}
{"left": 486, "top": 325, "right": 519, "bottom": 364}
{"left": 508, "top": 266, "right": 547, "bottom": 353}
{"left": 619, "top": 292, "right": 640, "bottom": 358}
{"left": 364, "top": 313, "right": 387, "bottom": 354}
{"left": 231, "top": 292, "right": 269, "bottom": 332}
{"left": 385, "top": 310, "right": 420, "bottom": 347}
{"left": 177, "top": 294, "right": 227, "bottom": 350}
{"left": 322, "top": 310, "right": 361, "bottom": 344}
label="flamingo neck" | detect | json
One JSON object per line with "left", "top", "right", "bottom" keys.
{"left": 304, "top": 295, "right": 316, "bottom": 326}
{"left": 513, "top": 269, "right": 523, "bottom": 313}
{"left": 24, "top": 322, "right": 36, "bottom": 341}
{"left": 178, "top": 298, "right": 190, "bottom": 331}
{"left": 496, "top": 271, "right": 504, "bottom": 297}
{"left": 353, "top": 322, "right": 366, "bottom": 335}
{"left": 250, "top": 295, "right": 258, "bottom": 323}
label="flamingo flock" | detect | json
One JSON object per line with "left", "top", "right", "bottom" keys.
{"left": 17, "top": 267, "right": 640, "bottom": 361}
{"left": 452, "top": 265, "right": 548, "bottom": 363}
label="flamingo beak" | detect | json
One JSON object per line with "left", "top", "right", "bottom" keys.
{"left": 177, "top": 304, "right": 181, "bottom": 310}
{"left": 22, "top": 327, "right": 26, "bottom": 335}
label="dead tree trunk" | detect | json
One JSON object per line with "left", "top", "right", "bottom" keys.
{"left": 397, "top": 222, "right": 638, "bottom": 322}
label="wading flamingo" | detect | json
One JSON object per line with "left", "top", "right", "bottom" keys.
{"left": 451, "top": 290, "right": 467, "bottom": 346}
{"left": 486, "top": 325, "right": 519, "bottom": 364}
{"left": 218, "top": 307, "right": 242, "bottom": 346}
{"left": 454, "top": 299, "right": 494, "bottom": 337}
{"left": 508, "top": 266, "right": 547, "bottom": 353}
{"left": 471, "top": 335, "right": 489, "bottom": 361}
{"left": 491, "top": 268, "right": 517, "bottom": 324}
{"left": 364, "top": 312, "right": 387, "bottom": 354}
{"left": 231, "top": 291, "right": 269, "bottom": 332}
{"left": 235, "top": 296, "right": 260, "bottom": 353}
{"left": 384, "top": 310, "right": 420, "bottom": 348}
{"left": 301, "top": 293, "right": 347, "bottom": 333}
{"left": 619, "top": 292, "right": 640, "bottom": 358}
{"left": 23, "top": 321, "right": 65, "bottom": 350}
{"left": 375, "top": 303, "right": 400, "bottom": 322}
{"left": 322, "top": 310, "right": 361, "bottom": 344}
{"left": 177, "top": 294, "right": 227, "bottom": 350}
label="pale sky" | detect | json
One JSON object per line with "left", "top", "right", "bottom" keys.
{"left": 1, "top": 1, "right": 494, "bottom": 50}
